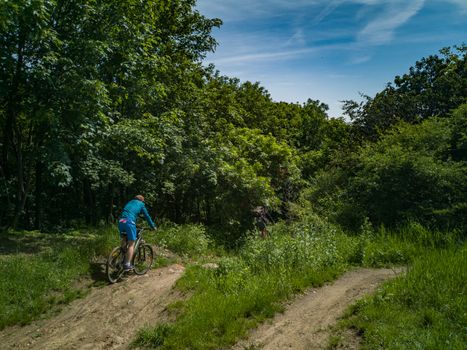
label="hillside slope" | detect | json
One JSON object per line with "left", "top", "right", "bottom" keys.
{"left": 0, "top": 265, "right": 185, "bottom": 350}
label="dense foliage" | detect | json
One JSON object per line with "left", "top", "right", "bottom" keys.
{"left": 308, "top": 107, "right": 467, "bottom": 230}
{"left": 0, "top": 0, "right": 333, "bottom": 239}
{"left": 343, "top": 45, "right": 467, "bottom": 138}
{"left": 1, "top": 0, "right": 466, "bottom": 241}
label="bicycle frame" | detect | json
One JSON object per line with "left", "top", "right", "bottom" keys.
{"left": 107, "top": 226, "right": 153, "bottom": 282}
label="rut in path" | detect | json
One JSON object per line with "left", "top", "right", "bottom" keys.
{"left": 0, "top": 264, "right": 185, "bottom": 350}
{"left": 232, "top": 268, "right": 402, "bottom": 350}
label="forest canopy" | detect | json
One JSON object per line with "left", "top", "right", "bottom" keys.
{"left": 1, "top": 0, "right": 466, "bottom": 239}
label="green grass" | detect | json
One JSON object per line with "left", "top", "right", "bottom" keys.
{"left": 356, "top": 222, "right": 462, "bottom": 268}
{"left": 0, "top": 223, "right": 209, "bottom": 331}
{"left": 136, "top": 219, "right": 466, "bottom": 350}
{"left": 2, "top": 219, "right": 464, "bottom": 350}
{"left": 134, "top": 217, "right": 360, "bottom": 349}
{"left": 0, "top": 222, "right": 214, "bottom": 331}
{"left": 0, "top": 228, "right": 117, "bottom": 329}
{"left": 336, "top": 244, "right": 466, "bottom": 350}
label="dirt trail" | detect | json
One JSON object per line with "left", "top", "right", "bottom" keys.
{"left": 232, "top": 268, "right": 402, "bottom": 350}
{"left": 0, "top": 264, "right": 185, "bottom": 350}
{"left": 1, "top": 266, "right": 401, "bottom": 350}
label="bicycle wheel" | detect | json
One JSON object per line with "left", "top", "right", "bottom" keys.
{"left": 133, "top": 244, "right": 154, "bottom": 275}
{"left": 106, "top": 246, "right": 125, "bottom": 283}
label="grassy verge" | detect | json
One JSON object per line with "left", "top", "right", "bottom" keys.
{"left": 338, "top": 246, "right": 466, "bottom": 349}
{"left": 359, "top": 222, "right": 462, "bottom": 267}
{"left": 134, "top": 216, "right": 361, "bottom": 349}
{"left": 0, "top": 222, "right": 209, "bottom": 331}
{"left": 136, "top": 220, "right": 465, "bottom": 349}
{"left": 3, "top": 219, "right": 463, "bottom": 350}
{"left": 329, "top": 226, "right": 466, "bottom": 350}
{"left": 0, "top": 228, "right": 117, "bottom": 330}
{"left": 152, "top": 223, "right": 214, "bottom": 259}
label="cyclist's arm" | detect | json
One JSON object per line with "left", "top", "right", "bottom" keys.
{"left": 141, "top": 205, "right": 156, "bottom": 229}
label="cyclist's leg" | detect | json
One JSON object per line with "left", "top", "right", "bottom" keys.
{"left": 126, "top": 240, "right": 135, "bottom": 264}
{"left": 119, "top": 220, "right": 135, "bottom": 267}
{"left": 124, "top": 223, "right": 137, "bottom": 266}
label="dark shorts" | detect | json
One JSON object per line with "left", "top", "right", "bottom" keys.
{"left": 118, "top": 218, "right": 137, "bottom": 241}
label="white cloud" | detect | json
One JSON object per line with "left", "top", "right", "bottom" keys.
{"left": 211, "top": 48, "right": 316, "bottom": 65}
{"left": 356, "top": 0, "right": 426, "bottom": 45}
{"left": 199, "top": 0, "right": 428, "bottom": 50}
{"left": 197, "top": 1, "right": 344, "bottom": 22}
{"left": 209, "top": 43, "right": 352, "bottom": 65}
{"left": 312, "top": 0, "right": 343, "bottom": 25}
{"left": 286, "top": 28, "right": 307, "bottom": 47}
{"left": 350, "top": 54, "right": 372, "bottom": 64}
{"left": 350, "top": 0, "right": 390, "bottom": 4}
{"left": 197, "top": 0, "right": 464, "bottom": 117}
{"left": 195, "top": 1, "right": 269, "bottom": 22}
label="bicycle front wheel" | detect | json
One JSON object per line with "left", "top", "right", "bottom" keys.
{"left": 106, "top": 246, "right": 124, "bottom": 283}
{"left": 133, "top": 244, "right": 154, "bottom": 275}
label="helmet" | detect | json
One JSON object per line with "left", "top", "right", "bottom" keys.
{"left": 135, "top": 194, "right": 145, "bottom": 202}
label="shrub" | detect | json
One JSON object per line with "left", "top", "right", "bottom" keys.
{"left": 154, "top": 224, "right": 212, "bottom": 257}
{"left": 135, "top": 218, "right": 358, "bottom": 349}
{"left": 306, "top": 115, "right": 467, "bottom": 232}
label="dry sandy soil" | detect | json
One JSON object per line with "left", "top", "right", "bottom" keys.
{"left": 0, "top": 266, "right": 401, "bottom": 350}
{"left": 231, "top": 268, "right": 402, "bottom": 350}
{"left": 0, "top": 264, "right": 185, "bottom": 350}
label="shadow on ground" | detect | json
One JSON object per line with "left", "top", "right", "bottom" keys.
{"left": 0, "top": 233, "right": 57, "bottom": 255}
{"left": 89, "top": 261, "right": 109, "bottom": 285}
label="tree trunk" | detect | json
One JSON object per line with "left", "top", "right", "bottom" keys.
{"left": 34, "top": 161, "right": 44, "bottom": 229}
{"left": 12, "top": 130, "right": 25, "bottom": 229}
{"left": 108, "top": 184, "right": 115, "bottom": 223}
{"left": 205, "top": 195, "right": 212, "bottom": 225}
{"left": 84, "top": 180, "right": 92, "bottom": 225}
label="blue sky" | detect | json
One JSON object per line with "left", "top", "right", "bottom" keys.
{"left": 196, "top": 0, "right": 467, "bottom": 118}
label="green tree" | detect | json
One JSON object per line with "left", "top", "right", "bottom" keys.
{"left": 308, "top": 113, "right": 467, "bottom": 231}
{"left": 0, "top": 0, "right": 221, "bottom": 229}
{"left": 345, "top": 45, "right": 467, "bottom": 139}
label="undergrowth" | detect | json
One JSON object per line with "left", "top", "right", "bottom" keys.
{"left": 134, "top": 216, "right": 359, "bottom": 349}
{"left": 2, "top": 218, "right": 464, "bottom": 350}
{"left": 338, "top": 245, "right": 466, "bottom": 349}
{"left": 0, "top": 228, "right": 116, "bottom": 330}
{"left": 0, "top": 223, "right": 212, "bottom": 331}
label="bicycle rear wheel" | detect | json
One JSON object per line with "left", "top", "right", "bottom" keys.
{"left": 133, "top": 244, "right": 154, "bottom": 275}
{"left": 106, "top": 246, "right": 125, "bottom": 283}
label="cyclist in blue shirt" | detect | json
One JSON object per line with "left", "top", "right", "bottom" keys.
{"left": 118, "top": 195, "right": 156, "bottom": 271}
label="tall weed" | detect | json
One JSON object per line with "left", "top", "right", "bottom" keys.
{"left": 135, "top": 217, "right": 359, "bottom": 349}
{"left": 345, "top": 245, "right": 466, "bottom": 349}
{"left": 358, "top": 222, "right": 461, "bottom": 267}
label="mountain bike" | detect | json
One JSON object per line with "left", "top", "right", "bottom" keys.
{"left": 106, "top": 227, "right": 154, "bottom": 283}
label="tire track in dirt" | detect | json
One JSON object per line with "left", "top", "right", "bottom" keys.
{"left": 232, "top": 268, "right": 403, "bottom": 350}
{"left": 0, "top": 264, "right": 185, "bottom": 350}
